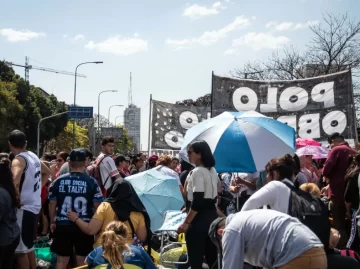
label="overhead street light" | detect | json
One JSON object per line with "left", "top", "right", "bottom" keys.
{"left": 72, "top": 61, "right": 103, "bottom": 148}
{"left": 108, "top": 105, "right": 124, "bottom": 127}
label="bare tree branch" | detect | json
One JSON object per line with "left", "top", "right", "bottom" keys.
{"left": 231, "top": 13, "right": 360, "bottom": 120}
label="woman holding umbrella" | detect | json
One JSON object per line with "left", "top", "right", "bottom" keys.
{"left": 177, "top": 141, "right": 219, "bottom": 269}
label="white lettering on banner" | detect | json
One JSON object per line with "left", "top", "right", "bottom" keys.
{"left": 229, "top": 81, "right": 348, "bottom": 139}
{"left": 260, "top": 87, "right": 277, "bottom": 113}
{"left": 280, "top": 87, "right": 308, "bottom": 112}
{"left": 233, "top": 87, "right": 258, "bottom": 111}
{"left": 179, "top": 111, "right": 199, "bottom": 129}
{"left": 275, "top": 110, "right": 346, "bottom": 139}
{"left": 298, "top": 113, "right": 321, "bottom": 138}
{"left": 311, "top": 82, "right": 335, "bottom": 108}
{"left": 322, "top": 111, "right": 347, "bottom": 135}
{"left": 232, "top": 81, "right": 336, "bottom": 113}
{"left": 277, "top": 115, "right": 297, "bottom": 131}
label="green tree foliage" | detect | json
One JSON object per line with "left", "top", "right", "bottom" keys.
{"left": 0, "top": 62, "right": 16, "bottom": 82}
{"left": 0, "top": 82, "right": 23, "bottom": 151}
{"left": 114, "top": 128, "right": 134, "bottom": 154}
{"left": 0, "top": 61, "right": 68, "bottom": 152}
{"left": 44, "top": 121, "right": 89, "bottom": 153}
{"left": 175, "top": 93, "right": 211, "bottom": 107}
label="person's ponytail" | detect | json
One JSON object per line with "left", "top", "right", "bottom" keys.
{"left": 101, "top": 221, "right": 130, "bottom": 269}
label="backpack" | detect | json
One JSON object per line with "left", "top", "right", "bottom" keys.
{"left": 87, "top": 155, "right": 111, "bottom": 197}
{"left": 340, "top": 249, "right": 360, "bottom": 262}
{"left": 283, "top": 181, "right": 331, "bottom": 250}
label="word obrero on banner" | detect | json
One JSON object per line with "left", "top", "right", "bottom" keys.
{"left": 212, "top": 70, "right": 356, "bottom": 141}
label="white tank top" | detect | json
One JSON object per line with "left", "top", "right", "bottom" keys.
{"left": 17, "top": 151, "right": 42, "bottom": 214}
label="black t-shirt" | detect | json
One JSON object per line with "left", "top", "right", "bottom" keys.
{"left": 180, "top": 170, "right": 190, "bottom": 187}
{"left": 345, "top": 173, "right": 359, "bottom": 210}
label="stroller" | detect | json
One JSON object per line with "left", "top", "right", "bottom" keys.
{"left": 157, "top": 210, "right": 189, "bottom": 269}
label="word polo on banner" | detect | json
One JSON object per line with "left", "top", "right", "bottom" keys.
{"left": 211, "top": 70, "right": 356, "bottom": 142}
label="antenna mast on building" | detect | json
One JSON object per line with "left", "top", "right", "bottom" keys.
{"left": 128, "top": 72, "right": 133, "bottom": 107}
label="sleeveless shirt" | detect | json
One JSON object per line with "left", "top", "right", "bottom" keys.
{"left": 17, "top": 151, "right": 42, "bottom": 214}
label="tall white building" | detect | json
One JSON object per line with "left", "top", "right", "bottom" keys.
{"left": 124, "top": 106, "right": 141, "bottom": 152}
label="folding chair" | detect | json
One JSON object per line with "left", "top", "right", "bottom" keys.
{"left": 157, "top": 210, "right": 189, "bottom": 267}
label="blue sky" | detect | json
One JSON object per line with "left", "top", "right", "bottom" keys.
{"left": 0, "top": 0, "right": 358, "bottom": 150}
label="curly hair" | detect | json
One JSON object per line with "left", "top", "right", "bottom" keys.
{"left": 156, "top": 155, "right": 172, "bottom": 167}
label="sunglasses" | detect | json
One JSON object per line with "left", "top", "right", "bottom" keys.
{"left": 56, "top": 159, "right": 64, "bottom": 162}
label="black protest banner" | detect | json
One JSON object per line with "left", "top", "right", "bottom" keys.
{"left": 151, "top": 100, "right": 211, "bottom": 149}
{"left": 211, "top": 70, "right": 356, "bottom": 142}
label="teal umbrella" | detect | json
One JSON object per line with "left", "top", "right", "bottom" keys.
{"left": 125, "top": 169, "right": 184, "bottom": 232}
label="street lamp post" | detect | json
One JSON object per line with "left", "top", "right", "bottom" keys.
{"left": 98, "top": 90, "right": 118, "bottom": 134}
{"left": 72, "top": 61, "right": 103, "bottom": 148}
{"left": 115, "top": 115, "right": 124, "bottom": 126}
{"left": 37, "top": 111, "right": 68, "bottom": 157}
{"left": 108, "top": 105, "right": 124, "bottom": 127}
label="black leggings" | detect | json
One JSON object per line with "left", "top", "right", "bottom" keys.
{"left": 0, "top": 236, "right": 20, "bottom": 269}
{"left": 185, "top": 209, "right": 218, "bottom": 269}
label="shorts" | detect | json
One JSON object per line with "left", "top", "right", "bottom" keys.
{"left": 51, "top": 225, "right": 94, "bottom": 257}
{"left": 15, "top": 209, "right": 37, "bottom": 254}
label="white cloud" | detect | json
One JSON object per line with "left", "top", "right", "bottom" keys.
{"left": 166, "top": 16, "right": 252, "bottom": 49}
{"left": 73, "top": 34, "right": 85, "bottom": 41}
{"left": 63, "top": 34, "right": 68, "bottom": 38}
{"left": 265, "top": 20, "right": 319, "bottom": 31}
{"left": 0, "top": 28, "right": 45, "bottom": 42}
{"left": 225, "top": 32, "right": 290, "bottom": 53}
{"left": 85, "top": 35, "right": 148, "bottom": 56}
{"left": 183, "top": 2, "right": 225, "bottom": 19}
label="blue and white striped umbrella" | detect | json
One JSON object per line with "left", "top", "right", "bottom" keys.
{"left": 179, "top": 111, "right": 296, "bottom": 173}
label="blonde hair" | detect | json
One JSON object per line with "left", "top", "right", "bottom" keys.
{"left": 299, "top": 183, "right": 321, "bottom": 197}
{"left": 101, "top": 221, "right": 130, "bottom": 269}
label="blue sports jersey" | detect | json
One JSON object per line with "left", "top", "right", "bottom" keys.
{"left": 87, "top": 245, "right": 156, "bottom": 269}
{"left": 49, "top": 172, "right": 104, "bottom": 225}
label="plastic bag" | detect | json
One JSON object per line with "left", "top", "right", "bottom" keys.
{"left": 34, "top": 239, "right": 52, "bottom": 262}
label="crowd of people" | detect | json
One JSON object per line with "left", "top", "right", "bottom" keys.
{"left": 1, "top": 129, "right": 360, "bottom": 269}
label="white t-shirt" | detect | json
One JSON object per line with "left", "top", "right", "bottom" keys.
{"left": 241, "top": 179, "right": 292, "bottom": 213}
{"left": 155, "top": 165, "right": 181, "bottom": 185}
{"left": 96, "top": 153, "right": 119, "bottom": 190}
{"left": 17, "top": 151, "right": 42, "bottom": 214}
{"left": 186, "top": 167, "right": 219, "bottom": 202}
{"left": 232, "top": 172, "right": 259, "bottom": 196}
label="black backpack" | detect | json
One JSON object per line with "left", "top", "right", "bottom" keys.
{"left": 283, "top": 182, "right": 331, "bottom": 250}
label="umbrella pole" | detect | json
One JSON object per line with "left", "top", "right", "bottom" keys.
{"left": 236, "top": 195, "right": 239, "bottom": 212}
